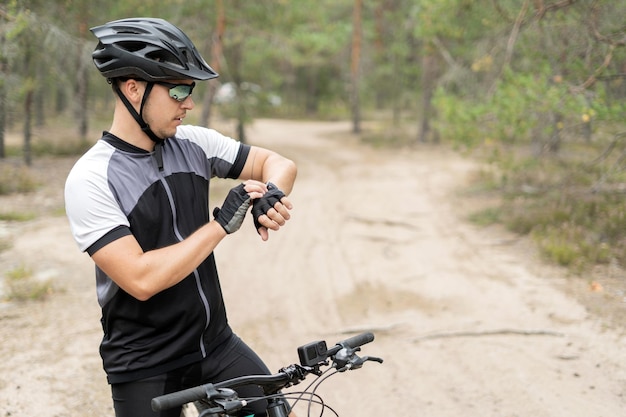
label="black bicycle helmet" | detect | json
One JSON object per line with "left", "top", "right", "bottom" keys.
{"left": 91, "top": 17, "right": 218, "bottom": 81}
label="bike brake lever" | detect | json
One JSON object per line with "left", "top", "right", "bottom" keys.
{"left": 336, "top": 354, "right": 385, "bottom": 372}
{"left": 334, "top": 344, "right": 385, "bottom": 371}
{"left": 214, "top": 399, "right": 246, "bottom": 414}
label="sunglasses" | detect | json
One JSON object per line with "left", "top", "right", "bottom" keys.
{"left": 154, "top": 81, "right": 196, "bottom": 102}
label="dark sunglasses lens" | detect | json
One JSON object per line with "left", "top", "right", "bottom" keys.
{"left": 169, "top": 84, "right": 193, "bottom": 101}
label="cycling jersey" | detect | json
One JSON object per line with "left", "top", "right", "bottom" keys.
{"left": 64, "top": 125, "right": 251, "bottom": 384}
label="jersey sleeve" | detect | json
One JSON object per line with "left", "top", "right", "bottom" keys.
{"left": 64, "top": 142, "right": 131, "bottom": 253}
{"left": 176, "top": 125, "right": 250, "bottom": 179}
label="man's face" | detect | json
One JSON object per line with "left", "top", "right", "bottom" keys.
{"left": 143, "top": 79, "right": 196, "bottom": 139}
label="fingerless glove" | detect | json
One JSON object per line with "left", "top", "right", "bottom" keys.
{"left": 251, "top": 182, "right": 286, "bottom": 231}
{"left": 213, "top": 183, "right": 251, "bottom": 234}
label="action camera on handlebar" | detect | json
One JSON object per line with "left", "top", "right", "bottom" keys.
{"left": 297, "top": 340, "right": 328, "bottom": 367}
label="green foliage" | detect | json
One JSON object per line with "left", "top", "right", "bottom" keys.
{"left": 416, "top": 0, "right": 495, "bottom": 43}
{"left": 431, "top": 91, "right": 487, "bottom": 148}
{"left": 434, "top": 67, "right": 598, "bottom": 150}
{"left": 266, "top": 0, "right": 626, "bottom": 280}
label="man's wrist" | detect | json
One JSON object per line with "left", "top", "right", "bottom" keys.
{"left": 208, "top": 219, "right": 228, "bottom": 237}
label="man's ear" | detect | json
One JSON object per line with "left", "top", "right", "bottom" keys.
{"left": 121, "top": 79, "right": 145, "bottom": 104}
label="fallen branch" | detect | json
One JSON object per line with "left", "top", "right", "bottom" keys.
{"left": 413, "top": 328, "right": 564, "bottom": 343}
{"left": 338, "top": 323, "right": 403, "bottom": 336}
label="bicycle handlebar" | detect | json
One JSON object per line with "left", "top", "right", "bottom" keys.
{"left": 151, "top": 332, "right": 379, "bottom": 412}
{"left": 151, "top": 384, "right": 208, "bottom": 412}
{"left": 330, "top": 331, "right": 374, "bottom": 353}
{"left": 150, "top": 373, "right": 293, "bottom": 412}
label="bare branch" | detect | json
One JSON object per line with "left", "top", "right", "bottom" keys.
{"left": 570, "top": 44, "right": 616, "bottom": 93}
{"left": 413, "top": 328, "right": 565, "bottom": 343}
{"left": 431, "top": 36, "right": 460, "bottom": 70}
{"left": 586, "top": 0, "right": 626, "bottom": 47}
{"left": 534, "top": 0, "right": 577, "bottom": 19}
{"left": 588, "top": 132, "right": 626, "bottom": 166}
{"left": 503, "top": 0, "right": 530, "bottom": 69}
{"left": 557, "top": 1, "right": 626, "bottom": 93}
{"left": 488, "top": 0, "right": 530, "bottom": 97}
{"left": 491, "top": 0, "right": 576, "bottom": 25}
{"left": 0, "top": 7, "right": 13, "bottom": 22}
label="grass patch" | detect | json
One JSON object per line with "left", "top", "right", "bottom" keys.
{"left": 4, "top": 139, "right": 92, "bottom": 158}
{"left": 532, "top": 224, "right": 612, "bottom": 270}
{"left": 3, "top": 265, "right": 53, "bottom": 302}
{"left": 467, "top": 207, "right": 502, "bottom": 226}
{"left": 361, "top": 131, "right": 415, "bottom": 148}
{"left": 31, "top": 139, "right": 93, "bottom": 157}
{"left": 359, "top": 120, "right": 420, "bottom": 148}
{"left": 0, "top": 211, "right": 37, "bottom": 221}
{"left": 466, "top": 141, "right": 626, "bottom": 273}
{"left": 50, "top": 207, "right": 67, "bottom": 217}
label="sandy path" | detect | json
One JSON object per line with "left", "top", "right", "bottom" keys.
{"left": 0, "top": 119, "right": 625, "bottom": 416}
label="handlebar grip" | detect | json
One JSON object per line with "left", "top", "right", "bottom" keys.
{"left": 339, "top": 332, "right": 374, "bottom": 349}
{"left": 151, "top": 385, "right": 207, "bottom": 411}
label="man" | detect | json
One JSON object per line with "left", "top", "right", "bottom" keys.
{"left": 64, "top": 17, "right": 297, "bottom": 417}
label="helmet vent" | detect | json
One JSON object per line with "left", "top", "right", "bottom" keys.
{"left": 146, "top": 50, "right": 183, "bottom": 68}
{"left": 118, "top": 41, "right": 147, "bottom": 53}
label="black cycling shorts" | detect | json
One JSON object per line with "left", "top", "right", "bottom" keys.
{"left": 111, "top": 334, "right": 272, "bottom": 417}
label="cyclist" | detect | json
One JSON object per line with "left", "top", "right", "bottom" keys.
{"left": 64, "top": 17, "right": 297, "bottom": 417}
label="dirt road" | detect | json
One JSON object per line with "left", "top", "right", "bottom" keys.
{"left": 0, "top": 119, "right": 625, "bottom": 416}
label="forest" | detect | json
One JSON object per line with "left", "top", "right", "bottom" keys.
{"left": 2, "top": 0, "right": 626, "bottom": 273}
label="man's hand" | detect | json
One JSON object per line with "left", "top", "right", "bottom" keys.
{"left": 212, "top": 181, "right": 266, "bottom": 234}
{"left": 251, "top": 182, "right": 293, "bottom": 241}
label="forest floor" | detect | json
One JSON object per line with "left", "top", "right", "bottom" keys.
{"left": 0, "top": 118, "right": 625, "bottom": 416}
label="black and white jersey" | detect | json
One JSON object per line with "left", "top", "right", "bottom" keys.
{"left": 65, "top": 125, "right": 250, "bottom": 384}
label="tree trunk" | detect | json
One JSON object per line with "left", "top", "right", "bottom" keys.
{"left": 200, "top": 0, "right": 225, "bottom": 128}
{"left": 23, "top": 40, "right": 33, "bottom": 166}
{"left": 76, "top": 64, "right": 89, "bottom": 141}
{"left": 76, "top": 20, "right": 89, "bottom": 142}
{"left": 231, "top": 41, "right": 246, "bottom": 143}
{"left": 305, "top": 69, "right": 319, "bottom": 115}
{"left": 35, "top": 89, "right": 44, "bottom": 128}
{"left": 350, "top": 0, "right": 363, "bottom": 134}
{"left": 548, "top": 112, "right": 562, "bottom": 154}
{"left": 0, "top": 32, "right": 6, "bottom": 159}
{"left": 24, "top": 89, "right": 33, "bottom": 166}
{"left": 418, "top": 51, "right": 439, "bottom": 143}
{"left": 0, "top": 82, "right": 5, "bottom": 159}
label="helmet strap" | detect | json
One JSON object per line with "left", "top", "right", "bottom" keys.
{"left": 113, "top": 81, "right": 165, "bottom": 170}
{"left": 113, "top": 81, "right": 162, "bottom": 144}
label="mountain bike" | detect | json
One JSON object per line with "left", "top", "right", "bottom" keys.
{"left": 151, "top": 332, "right": 383, "bottom": 417}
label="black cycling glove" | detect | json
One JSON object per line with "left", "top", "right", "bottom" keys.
{"left": 213, "top": 183, "right": 251, "bottom": 234}
{"left": 251, "top": 182, "right": 286, "bottom": 231}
